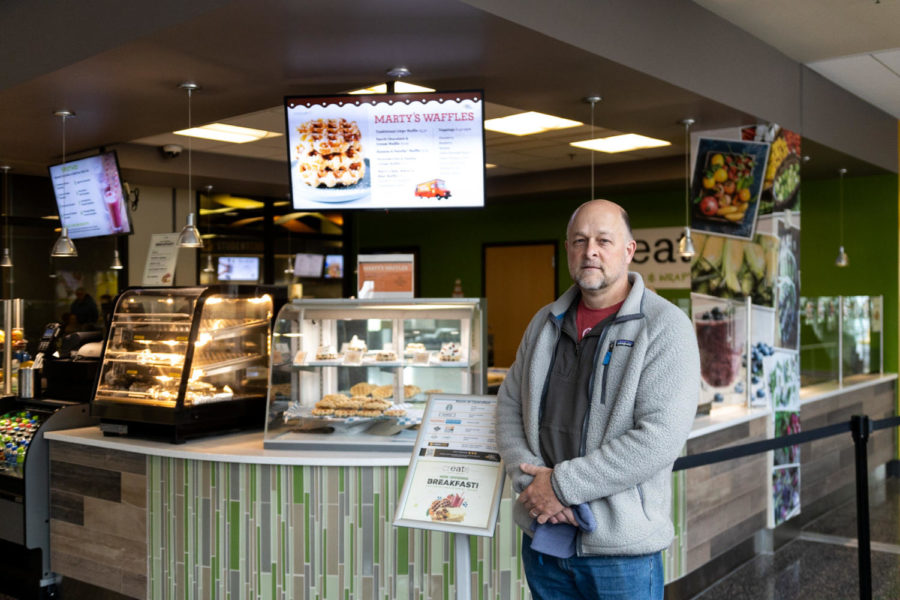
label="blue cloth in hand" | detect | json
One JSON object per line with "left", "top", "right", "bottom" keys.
{"left": 529, "top": 503, "right": 597, "bottom": 559}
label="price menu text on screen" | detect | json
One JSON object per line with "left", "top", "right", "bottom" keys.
{"left": 49, "top": 152, "right": 130, "bottom": 239}
{"left": 285, "top": 91, "right": 484, "bottom": 210}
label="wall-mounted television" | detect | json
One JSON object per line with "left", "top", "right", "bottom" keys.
{"left": 284, "top": 91, "right": 484, "bottom": 210}
{"left": 48, "top": 151, "right": 132, "bottom": 239}
{"left": 323, "top": 254, "right": 344, "bottom": 279}
{"left": 217, "top": 256, "right": 260, "bottom": 282}
{"left": 293, "top": 253, "right": 325, "bottom": 278}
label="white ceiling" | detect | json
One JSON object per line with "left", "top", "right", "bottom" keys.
{"left": 695, "top": 0, "right": 900, "bottom": 119}
{"left": 132, "top": 101, "right": 667, "bottom": 179}
{"left": 132, "top": 0, "right": 900, "bottom": 182}
{"left": 0, "top": 0, "right": 893, "bottom": 197}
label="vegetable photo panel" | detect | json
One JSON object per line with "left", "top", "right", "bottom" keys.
{"left": 690, "top": 138, "right": 770, "bottom": 240}
{"left": 690, "top": 232, "right": 778, "bottom": 307}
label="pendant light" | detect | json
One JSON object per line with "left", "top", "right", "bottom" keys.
{"left": 200, "top": 185, "right": 215, "bottom": 273}
{"left": 110, "top": 248, "right": 123, "bottom": 270}
{"left": 284, "top": 200, "right": 295, "bottom": 276}
{"left": 50, "top": 110, "right": 78, "bottom": 258}
{"left": 177, "top": 82, "right": 203, "bottom": 248}
{"left": 678, "top": 118, "right": 696, "bottom": 258}
{"left": 585, "top": 95, "right": 601, "bottom": 200}
{"left": 202, "top": 255, "right": 216, "bottom": 274}
{"left": 0, "top": 165, "right": 12, "bottom": 268}
{"left": 835, "top": 168, "right": 849, "bottom": 267}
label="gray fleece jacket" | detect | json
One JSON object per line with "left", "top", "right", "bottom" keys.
{"left": 495, "top": 272, "right": 699, "bottom": 556}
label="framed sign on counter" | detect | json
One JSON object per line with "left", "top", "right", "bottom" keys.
{"left": 142, "top": 233, "right": 179, "bottom": 286}
{"left": 393, "top": 394, "right": 504, "bottom": 537}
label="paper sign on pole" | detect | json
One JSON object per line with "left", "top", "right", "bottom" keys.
{"left": 142, "top": 233, "right": 180, "bottom": 286}
{"left": 393, "top": 394, "right": 505, "bottom": 536}
{"left": 357, "top": 254, "right": 414, "bottom": 298}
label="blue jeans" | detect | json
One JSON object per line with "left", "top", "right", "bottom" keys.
{"left": 521, "top": 534, "right": 663, "bottom": 599}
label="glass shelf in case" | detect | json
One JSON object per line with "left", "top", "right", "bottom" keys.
{"left": 92, "top": 285, "right": 283, "bottom": 442}
{"left": 264, "top": 298, "right": 486, "bottom": 451}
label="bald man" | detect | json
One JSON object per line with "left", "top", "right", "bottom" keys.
{"left": 495, "top": 200, "right": 700, "bottom": 599}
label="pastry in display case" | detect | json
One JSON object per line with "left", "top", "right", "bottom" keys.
{"left": 264, "top": 298, "right": 486, "bottom": 450}
{"left": 92, "top": 286, "right": 283, "bottom": 442}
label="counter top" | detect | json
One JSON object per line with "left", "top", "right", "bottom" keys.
{"left": 688, "top": 373, "right": 897, "bottom": 439}
{"left": 44, "top": 427, "right": 414, "bottom": 466}
{"left": 689, "top": 404, "right": 771, "bottom": 439}
{"left": 800, "top": 373, "right": 897, "bottom": 405}
{"left": 48, "top": 375, "right": 896, "bottom": 466}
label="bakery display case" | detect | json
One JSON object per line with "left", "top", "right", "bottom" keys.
{"left": 264, "top": 298, "right": 486, "bottom": 450}
{"left": 92, "top": 286, "right": 282, "bottom": 442}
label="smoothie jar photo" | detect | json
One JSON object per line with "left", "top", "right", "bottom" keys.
{"left": 694, "top": 301, "right": 746, "bottom": 400}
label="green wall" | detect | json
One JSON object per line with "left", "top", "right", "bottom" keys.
{"left": 800, "top": 173, "right": 899, "bottom": 373}
{"left": 356, "top": 174, "right": 899, "bottom": 371}
{"left": 355, "top": 187, "right": 683, "bottom": 298}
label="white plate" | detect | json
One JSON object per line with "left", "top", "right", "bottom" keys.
{"left": 291, "top": 158, "right": 371, "bottom": 204}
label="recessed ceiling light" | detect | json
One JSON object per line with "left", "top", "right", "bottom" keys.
{"left": 41, "top": 215, "right": 60, "bottom": 220}
{"left": 485, "top": 163, "right": 497, "bottom": 169}
{"left": 347, "top": 81, "right": 436, "bottom": 95}
{"left": 484, "top": 111, "right": 582, "bottom": 136}
{"left": 570, "top": 133, "right": 670, "bottom": 153}
{"left": 174, "top": 123, "right": 281, "bottom": 144}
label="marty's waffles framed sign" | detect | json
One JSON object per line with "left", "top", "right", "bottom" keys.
{"left": 393, "top": 394, "right": 505, "bottom": 536}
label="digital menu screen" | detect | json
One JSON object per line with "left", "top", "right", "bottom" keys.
{"left": 293, "top": 253, "right": 325, "bottom": 277}
{"left": 323, "top": 254, "right": 344, "bottom": 279}
{"left": 217, "top": 256, "right": 260, "bottom": 282}
{"left": 284, "top": 91, "right": 484, "bottom": 210}
{"left": 48, "top": 151, "right": 132, "bottom": 239}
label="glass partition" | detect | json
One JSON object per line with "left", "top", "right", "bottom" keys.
{"left": 799, "top": 295, "right": 883, "bottom": 387}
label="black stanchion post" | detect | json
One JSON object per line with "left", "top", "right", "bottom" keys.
{"left": 850, "top": 415, "right": 873, "bottom": 600}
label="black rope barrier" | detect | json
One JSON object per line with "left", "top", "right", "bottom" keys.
{"left": 668, "top": 412, "right": 900, "bottom": 600}
{"left": 872, "top": 414, "right": 900, "bottom": 432}
{"left": 672, "top": 421, "right": 850, "bottom": 471}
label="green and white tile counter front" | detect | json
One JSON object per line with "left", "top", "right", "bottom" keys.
{"left": 45, "top": 426, "right": 695, "bottom": 600}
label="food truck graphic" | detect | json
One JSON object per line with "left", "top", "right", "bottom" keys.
{"left": 414, "top": 179, "right": 451, "bottom": 199}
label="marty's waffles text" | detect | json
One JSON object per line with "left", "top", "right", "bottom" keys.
{"left": 375, "top": 112, "right": 475, "bottom": 124}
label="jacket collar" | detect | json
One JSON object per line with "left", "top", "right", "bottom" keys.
{"left": 550, "top": 272, "right": 646, "bottom": 321}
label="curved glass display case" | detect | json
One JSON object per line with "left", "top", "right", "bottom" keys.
{"left": 264, "top": 298, "right": 486, "bottom": 451}
{"left": 92, "top": 285, "right": 281, "bottom": 442}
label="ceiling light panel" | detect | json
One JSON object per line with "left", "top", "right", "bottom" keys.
{"left": 570, "top": 133, "right": 671, "bottom": 153}
{"left": 484, "top": 111, "right": 582, "bottom": 136}
{"left": 174, "top": 123, "right": 281, "bottom": 143}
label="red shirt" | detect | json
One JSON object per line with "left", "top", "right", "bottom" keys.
{"left": 576, "top": 299, "right": 624, "bottom": 341}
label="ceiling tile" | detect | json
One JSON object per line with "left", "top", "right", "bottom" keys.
{"left": 808, "top": 54, "right": 900, "bottom": 119}
{"left": 872, "top": 48, "right": 900, "bottom": 75}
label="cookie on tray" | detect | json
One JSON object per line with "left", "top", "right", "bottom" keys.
{"left": 357, "top": 409, "right": 383, "bottom": 418}
{"left": 333, "top": 409, "right": 358, "bottom": 418}
{"left": 371, "top": 385, "right": 393, "bottom": 399}
{"left": 317, "top": 393, "right": 347, "bottom": 408}
{"left": 311, "top": 407, "right": 334, "bottom": 416}
{"left": 350, "top": 382, "right": 374, "bottom": 396}
{"left": 403, "top": 384, "right": 421, "bottom": 399}
{"left": 362, "top": 399, "right": 391, "bottom": 411}
{"left": 383, "top": 408, "right": 407, "bottom": 417}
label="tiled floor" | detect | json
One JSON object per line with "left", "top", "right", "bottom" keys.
{"left": 693, "top": 477, "right": 900, "bottom": 600}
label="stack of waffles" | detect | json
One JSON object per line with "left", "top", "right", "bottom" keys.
{"left": 295, "top": 118, "right": 366, "bottom": 188}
